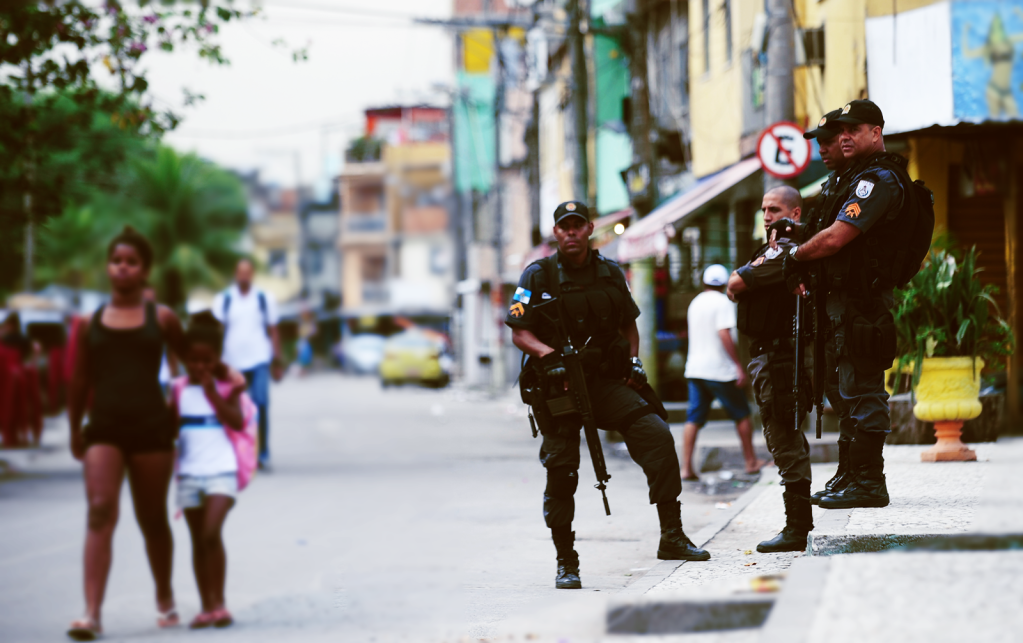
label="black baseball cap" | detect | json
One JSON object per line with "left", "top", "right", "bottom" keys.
{"left": 834, "top": 99, "right": 885, "bottom": 128}
{"left": 803, "top": 108, "right": 842, "bottom": 140}
{"left": 553, "top": 201, "right": 590, "bottom": 225}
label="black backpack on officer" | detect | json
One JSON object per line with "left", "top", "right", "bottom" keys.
{"left": 866, "top": 153, "right": 935, "bottom": 290}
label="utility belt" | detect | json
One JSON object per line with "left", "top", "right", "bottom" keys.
{"left": 749, "top": 337, "right": 795, "bottom": 359}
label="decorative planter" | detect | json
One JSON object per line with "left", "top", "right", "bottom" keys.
{"left": 912, "top": 357, "right": 983, "bottom": 462}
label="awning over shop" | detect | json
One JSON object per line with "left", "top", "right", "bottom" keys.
{"left": 615, "top": 157, "right": 762, "bottom": 263}
{"left": 519, "top": 207, "right": 634, "bottom": 269}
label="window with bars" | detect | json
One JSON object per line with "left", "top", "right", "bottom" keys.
{"left": 803, "top": 27, "right": 826, "bottom": 67}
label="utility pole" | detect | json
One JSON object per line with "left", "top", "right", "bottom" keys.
{"left": 627, "top": 0, "right": 656, "bottom": 216}
{"left": 568, "top": 0, "right": 589, "bottom": 202}
{"left": 764, "top": 0, "right": 796, "bottom": 191}
{"left": 626, "top": 0, "right": 659, "bottom": 392}
{"left": 491, "top": 17, "right": 506, "bottom": 392}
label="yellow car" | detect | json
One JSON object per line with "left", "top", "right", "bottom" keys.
{"left": 379, "top": 330, "right": 452, "bottom": 388}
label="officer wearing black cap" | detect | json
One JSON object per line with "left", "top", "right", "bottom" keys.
{"left": 797, "top": 108, "right": 861, "bottom": 505}
{"left": 782, "top": 99, "right": 913, "bottom": 510}
{"left": 507, "top": 200, "right": 709, "bottom": 590}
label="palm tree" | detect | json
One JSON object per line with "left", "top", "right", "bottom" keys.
{"left": 128, "top": 146, "right": 248, "bottom": 310}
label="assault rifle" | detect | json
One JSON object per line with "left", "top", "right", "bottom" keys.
{"left": 778, "top": 217, "right": 825, "bottom": 439}
{"left": 534, "top": 299, "right": 612, "bottom": 515}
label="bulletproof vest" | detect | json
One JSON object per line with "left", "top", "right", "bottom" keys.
{"left": 736, "top": 243, "right": 798, "bottom": 341}
{"left": 540, "top": 251, "right": 628, "bottom": 351}
{"left": 825, "top": 153, "right": 932, "bottom": 296}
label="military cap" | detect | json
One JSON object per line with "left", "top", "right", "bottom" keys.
{"left": 553, "top": 201, "right": 590, "bottom": 225}
{"left": 834, "top": 99, "right": 885, "bottom": 128}
{"left": 803, "top": 108, "right": 843, "bottom": 140}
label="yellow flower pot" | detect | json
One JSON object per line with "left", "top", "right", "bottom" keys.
{"left": 912, "top": 357, "right": 983, "bottom": 462}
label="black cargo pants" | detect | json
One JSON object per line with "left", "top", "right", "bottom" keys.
{"left": 748, "top": 351, "right": 812, "bottom": 487}
{"left": 538, "top": 377, "right": 681, "bottom": 528}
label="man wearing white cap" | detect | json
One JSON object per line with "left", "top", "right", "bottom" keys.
{"left": 681, "top": 264, "right": 762, "bottom": 481}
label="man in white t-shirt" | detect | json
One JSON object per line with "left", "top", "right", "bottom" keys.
{"left": 681, "top": 264, "right": 762, "bottom": 480}
{"left": 212, "top": 259, "right": 282, "bottom": 469}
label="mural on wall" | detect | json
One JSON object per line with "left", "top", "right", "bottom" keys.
{"left": 954, "top": 1, "right": 1023, "bottom": 120}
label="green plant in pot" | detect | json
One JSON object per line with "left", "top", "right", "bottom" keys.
{"left": 892, "top": 240, "right": 1014, "bottom": 461}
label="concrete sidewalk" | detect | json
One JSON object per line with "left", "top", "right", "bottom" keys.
{"left": 605, "top": 438, "right": 1023, "bottom": 641}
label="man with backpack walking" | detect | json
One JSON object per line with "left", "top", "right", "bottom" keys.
{"left": 782, "top": 100, "right": 934, "bottom": 510}
{"left": 213, "top": 259, "right": 283, "bottom": 470}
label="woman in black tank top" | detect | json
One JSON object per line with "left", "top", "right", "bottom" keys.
{"left": 67, "top": 227, "right": 188, "bottom": 640}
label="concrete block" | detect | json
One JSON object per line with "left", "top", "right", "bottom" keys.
{"left": 808, "top": 532, "right": 1023, "bottom": 556}
{"left": 607, "top": 595, "right": 775, "bottom": 635}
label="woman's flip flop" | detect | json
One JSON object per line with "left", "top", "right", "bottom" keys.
{"left": 190, "top": 609, "right": 217, "bottom": 629}
{"left": 67, "top": 617, "right": 102, "bottom": 641}
{"left": 157, "top": 608, "right": 180, "bottom": 629}
{"left": 211, "top": 608, "right": 234, "bottom": 628}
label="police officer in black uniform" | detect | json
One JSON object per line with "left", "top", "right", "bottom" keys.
{"left": 507, "top": 201, "right": 709, "bottom": 590}
{"left": 798, "top": 109, "right": 861, "bottom": 504}
{"left": 784, "top": 100, "right": 909, "bottom": 510}
{"left": 726, "top": 186, "right": 814, "bottom": 552}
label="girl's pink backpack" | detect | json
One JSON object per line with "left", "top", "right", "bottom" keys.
{"left": 170, "top": 376, "right": 259, "bottom": 492}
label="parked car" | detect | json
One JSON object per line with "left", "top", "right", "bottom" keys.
{"left": 379, "top": 330, "right": 451, "bottom": 388}
{"left": 341, "top": 334, "right": 387, "bottom": 375}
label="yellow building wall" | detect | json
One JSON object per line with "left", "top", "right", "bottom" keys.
{"left": 688, "top": 0, "right": 753, "bottom": 177}
{"left": 865, "top": 0, "right": 942, "bottom": 17}
{"left": 796, "top": 0, "right": 868, "bottom": 128}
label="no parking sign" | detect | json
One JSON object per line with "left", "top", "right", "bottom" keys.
{"left": 757, "top": 121, "right": 811, "bottom": 179}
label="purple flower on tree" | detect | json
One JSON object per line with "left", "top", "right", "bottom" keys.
{"left": 143, "top": 14, "right": 159, "bottom": 25}
{"left": 130, "top": 41, "right": 147, "bottom": 54}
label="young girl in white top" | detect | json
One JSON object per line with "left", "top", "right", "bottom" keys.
{"left": 174, "top": 312, "right": 250, "bottom": 629}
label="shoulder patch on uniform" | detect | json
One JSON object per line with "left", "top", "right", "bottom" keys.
{"left": 764, "top": 246, "right": 782, "bottom": 260}
{"left": 845, "top": 203, "right": 862, "bottom": 219}
{"left": 752, "top": 256, "right": 766, "bottom": 266}
{"left": 541, "top": 292, "right": 552, "bottom": 300}
{"left": 509, "top": 302, "right": 525, "bottom": 318}
{"left": 512, "top": 287, "right": 531, "bottom": 304}
{"left": 855, "top": 180, "right": 875, "bottom": 199}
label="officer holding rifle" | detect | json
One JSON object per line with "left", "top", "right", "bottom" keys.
{"left": 726, "top": 185, "right": 815, "bottom": 552}
{"left": 507, "top": 201, "right": 709, "bottom": 591}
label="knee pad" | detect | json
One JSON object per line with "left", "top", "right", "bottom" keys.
{"left": 545, "top": 467, "right": 579, "bottom": 499}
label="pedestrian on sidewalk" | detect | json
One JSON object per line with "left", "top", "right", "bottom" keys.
{"left": 169, "top": 312, "right": 257, "bottom": 630}
{"left": 212, "top": 259, "right": 283, "bottom": 470}
{"left": 782, "top": 100, "right": 924, "bottom": 509}
{"left": 66, "top": 227, "right": 188, "bottom": 641}
{"left": 509, "top": 201, "right": 709, "bottom": 591}
{"left": 681, "top": 265, "right": 764, "bottom": 481}
{"left": 727, "top": 186, "right": 815, "bottom": 553}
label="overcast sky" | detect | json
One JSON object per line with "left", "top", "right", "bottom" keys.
{"left": 142, "top": 0, "right": 454, "bottom": 193}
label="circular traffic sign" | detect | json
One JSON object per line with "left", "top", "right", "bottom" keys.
{"left": 757, "top": 121, "right": 811, "bottom": 179}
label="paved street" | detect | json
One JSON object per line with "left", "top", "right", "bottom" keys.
{"left": 0, "top": 374, "right": 739, "bottom": 643}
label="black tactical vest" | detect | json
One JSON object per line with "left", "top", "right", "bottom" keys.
{"left": 539, "top": 251, "right": 628, "bottom": 351}
{"left": 823, "top": 153, "right": 915, "bottom": 297}
{"left": 736, "top": 244, "right": 798, "bottom": 341}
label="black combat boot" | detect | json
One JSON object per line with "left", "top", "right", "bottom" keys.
{"left": 655, "top": 501, "right": 711, "bottom": 561}
{"left": 757, "top": 482, "right": 814, "bottom": 553}
{"left": 819, "top": 433, "right": 890, "bottom": 509}
{"left": 810, "top": 439, "right": 852, "bottom": 505}
{"left": 551, "top": 526, "right": 581, "bottom": 589}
